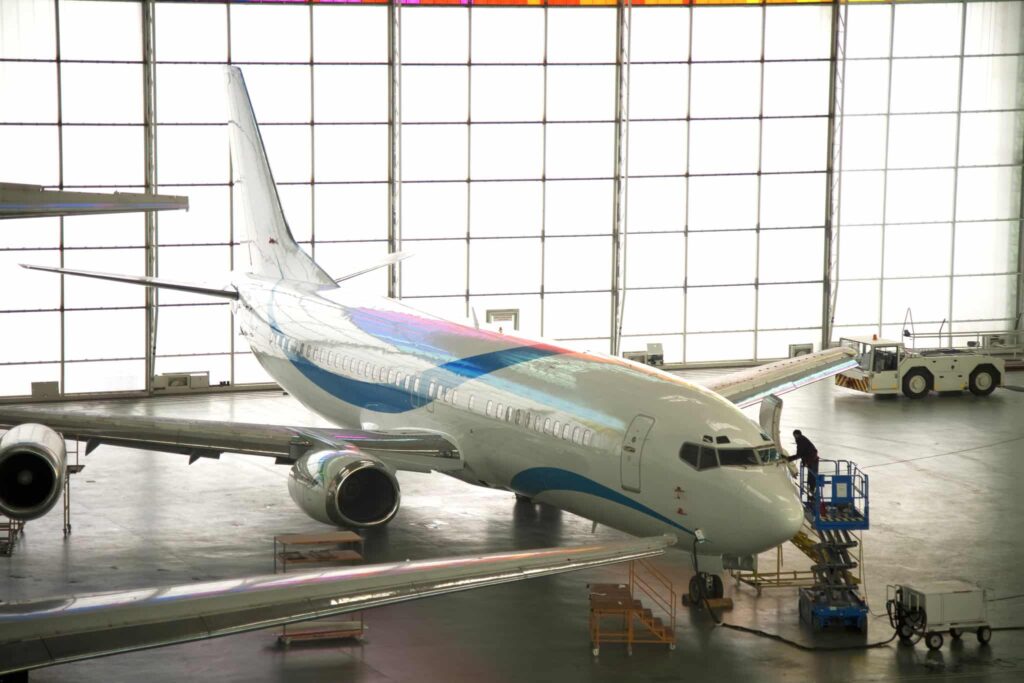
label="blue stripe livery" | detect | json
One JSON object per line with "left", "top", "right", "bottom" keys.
{"left": 510, "top": 467, "right": 693, "bottom": 536}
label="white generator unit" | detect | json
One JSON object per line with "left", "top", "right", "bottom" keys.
{"left": 836, "top": 336, "right": 1004, "bottom": 399}
{"left": 887, "top": 581, "right": 992, "bottom": 651}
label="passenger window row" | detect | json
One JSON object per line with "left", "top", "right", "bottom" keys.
{"left": 282, "top": 336, "right": 593, "bottom": 447}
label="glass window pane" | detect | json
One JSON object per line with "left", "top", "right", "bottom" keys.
{"left": 471, "top": 123, "right": 543, "bottom": 180}
{"left": 893, "top": 4, "right": 963, "bottom": 58}
{"left": 834, "top": 280, "right": 880, "bottom": 327}
{"left": 315, "top": 183, "right": 388, "bottom": 242}
{"left": 404, "top": 66, "right": 467, "bottom": 123}
{"left": 0, "top": 125, "right": 58, "bottom": 185}
{"left": 472, "top": 9, "right": 544, "bottom": 64}
{"left": 630, "top": 64, "right": 687, "bottom": 119}
{"left": 64, "top": 359, "right": 144, "bottom": 394}
{"left": 315, "top": 242, "right": 388, "bottom": 298}
{"left": 471, "top": 66, "right": 543, "bottom": 123}
{"left": 759, "top": 283, "right": 823, "bottom": 330}
{"left": 687, "top": 286, "right": 755, "bottom": 332}
{"left": 689, "top": 120, "right": 759, "bottom": 175}
{"left": 156, "top": 2, "right": 226, "bottom": 62}
{"left": 155, "top": 354, "right": 230, "bottom": 387}
{"left": 765, "top": 7, "right": 832, "bottom": 60}
{"left": 278, "top": 185, "right": 312, "bottom": 242}
{"left": 545, "top": 236, "right": 611, "bottom": 293}
{"left": 66, "top": 309, "right": 144, "bottom": 360}
{"left": 760, "top": 173, "right": 825, "bottom": 229}
{"left": 0, "top": 0, "right": 56, "bottom": 59}
{"left": 690, "top": 63, "right": 761, "bottom": 118}
{"left": 546, "top": 123, "right": 614, "bottom": 180}
{"left": 547, "top": 8, "right": 615, "bottom": 64}
{"left": 965, "top": 2, "right": 1022, "bottom": 55}
{"left": 692, "top": 7, "right": 761, "bottom": 62}
{"left": 314, "top": 124, "right": 387, "bottom": 182}
{"left": 953, "top": 275, "right": 1015, "bottom": 321}
{"left": 882, "top": 277, "right": 949, "bottom": 324}
{"left": 762, "top": 62, "right": 830, "bottom": 117}
{"left": 841, "top": 116, "right": 887, "bottom": 171}
{"left": 762, "top": 118, "right": 827, "bottom": 172}
{"left": 885, "top": 170, "right": 954, "bottom": 224}
{"left": 156, "top": 245, "right": 231, "bottom": 305}
{"left": 231, "top": 5, "right": 308, "bottom": 63}
{"left": 158, "top": 186, "right": 230, "bottom": 246}
{"left": 961, "top": 56, "right": 1022, "bottom": 111}
{"left": 846, "top": 5, "right": 892, "bottom": 59}
{"left": 544, "top": 292, "right": 610, "bottom": 339}
{"left": 890, "top": 59, "right": 960, "bottom": 113}
{"left": 314, "top": 66, "right": 387, "bottom": 123}
{"left": 403, "top": 124, "right": 467, "bottom": 182}
{"left": 402, "top": 182, "right": 466, "bottom": 240}
{"left": 687, "top": 331, "right": 754, "bottom": 363}
{"left": 402, "top": 240, "right": 466, "bottom": 297}
{"left": 839, "top": 171, "right": 884, "bottom": 226}
{"left": 157, "top": 125, "right": 228, "bottom": 185}
{"left": 156, "top": 305, "right": 231, "bottom": 355}
{"left": 954, "top": 221, "right": 1018, "bottom": 275}
{"left": 470, "top": 181, "right": 541, "bottom": 237}
{"left": 622, "top": 289, "right": 684, "bottom": 335}
{"left": 469, "top": 238, "right": 541, "bottom": 295}
{"left": 60, "top": 0, "right": 140, "bottom": 62}
{"left": 627, "top": 121, "right": 687, "bottom": 176}
{"left": 0, "top": 363, "right": 60, "bottom": 398}
{"left": 64, "top": 208, "right": 144, "bottom": 248}
{"left": 0, "top": 313, "right": 57, "bottom": 363}
{"left": 545, "top": 180, "right": 613, "bottom": 236}
{"left": 626, "top": 177, "right": 685, "bottom": 233}
{"left": 156, "top": 65, "right": 228, "bottom": 124}
{"left": 0, "top": 62, "right": 57, "bottom": 123}
{"left": 0, "top": 217, "right": 59, "bottom": 250}
{"left": 623, "top": 334, "right": 683, "bottom": 364}
{"left": 313, "top": 6, "right": 386, "bottom": 63}
{"left": 888, "top": 114, "right": 957, "bottom": 169}
{"left": 0, "top": 250, "right": 60, "bottom": 311}
{"left": 404, "top": 8, "right": 468, "bottom": 63}
{"left": 759, "top": 228, "right": 824, "bottom": 283}
{"left": 884, "top": 223, "right": 952, "bottom": 278}
{"left": 242, "top": 66, "right": 311, "bottom": 124}
{"left": 63, "top": 249, "right": 144, "bottom": 309}
{"left": 547, "top": 65, "right": 615, "bottom": 122}
{"left": 234, "top": 352, "right": 272, "bottom": 385}
{"left": 624, "top": 233, "right": 685, "bottom": 289}
{"left": 688, "top": 232, "right": 756, "bottom": 286}
{"left": 959, "top": 112, "right": 1020, "bottom": 167}
{"left": 843, "top": 61, "right": 890, "bottom": 115}
{"left": 757, "top": 329, "right": 821, "bottom": 360}
{"left": 956, "top": 167, "right": 1021, "bottom": 222}
{"left": 632, "top": 8, "right": 689, "bottom": 62}
{"left": 261, "top": 125, "right": 311, "bottom": 184}
{"left": 837, "top": 224, "right": 882, "bottom": 280}
{"left": 63, "top": 126, "right": 144, "bottom": 186}
{"left": 470, "top": 293, "right": 541, "bottom": 337}
{"left": 688, "top": 176, "right": 757, "bottom": 231}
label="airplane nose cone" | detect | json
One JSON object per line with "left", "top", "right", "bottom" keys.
{"left": 735, "top": 469, "right": 806, "bottom": 555}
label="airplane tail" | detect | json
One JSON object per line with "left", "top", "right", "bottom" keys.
{"left": 225, "top": 66, "right": 335, "bottom": 288}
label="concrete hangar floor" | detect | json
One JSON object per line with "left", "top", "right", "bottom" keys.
{"left": 4, "top": 369, "right": 1024, "bottom": 683}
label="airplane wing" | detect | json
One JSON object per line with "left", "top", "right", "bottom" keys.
{"left": 702, "top": 347, "right": 859, "bottom": 408}
{"left": 20, "top": 264, "right": 239, "bottom": 300}
{"left": 0, "top": 404, "right": 462, "bottom": 474}
{"left": 333, "top": 251, "right": 411, "bottom": 285}
{"left": 0, "top": 534, "right": 674, "bottom": 676}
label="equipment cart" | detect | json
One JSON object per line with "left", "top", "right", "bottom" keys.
{"left": 886, "top": 582, "right": 992, "bottom": 650}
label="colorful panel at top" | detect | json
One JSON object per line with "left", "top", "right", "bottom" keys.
{"left": 251, "top": 0, "right": 898, "bottom": 6}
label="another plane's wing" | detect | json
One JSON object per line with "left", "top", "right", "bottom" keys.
{"left": 0, "top": 405, "right": 461, "bottom": 473}
{"left": 0, "top": 535, "right": 674, "bottom": 676}
{"left": 0, "top": 182, "right": 187, "bottom": 219}
{"left": 702, "top": 347, "right": 858, "bottom": 408}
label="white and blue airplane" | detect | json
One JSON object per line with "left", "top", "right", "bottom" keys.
{"left": 0, "top": 67, "right": 857, "bottom": 675}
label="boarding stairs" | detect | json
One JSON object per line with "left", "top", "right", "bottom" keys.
{"left": 0, "top": 517, "right": 24, "bottom": 557}
{"left": 589, "top": 559, "right": 677, "bottom": 656}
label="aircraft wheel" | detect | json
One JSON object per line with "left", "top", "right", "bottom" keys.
{"left": 977, "top": 626, "right": 992, "bottom": 644}
{"left": 710, "top": 574, "right": 724, "bottom": 599}
{"left": 969, "top": 365, "right": 999, "bottom": 397}
{"left": 902, "top": 369, "right": 932, "bottom": 399}
{"left": 925, "top": 632, "right": 944, "bottom": 651}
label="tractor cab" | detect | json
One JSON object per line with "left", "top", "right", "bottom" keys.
{"left": 837, "top": 336, "right": 906, "bottom": 394}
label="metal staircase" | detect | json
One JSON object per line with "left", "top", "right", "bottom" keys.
{"left": 589, "top": 559, "right": 676, "bottom": 656}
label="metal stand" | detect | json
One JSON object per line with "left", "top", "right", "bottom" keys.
{"left": 63, "top": 439, "right": 84, "bottom": 537}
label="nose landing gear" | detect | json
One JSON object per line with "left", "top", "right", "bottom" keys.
{"left": 688, "top": 572, "right": 724, "bottom": 603}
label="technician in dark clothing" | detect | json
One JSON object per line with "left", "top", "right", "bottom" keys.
{"left": 786, "top": 429, "right": 819, "bottom": 503}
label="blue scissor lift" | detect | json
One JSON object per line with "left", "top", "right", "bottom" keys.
{"left": 797, "top": 459, "right": 870, "bottom": 633}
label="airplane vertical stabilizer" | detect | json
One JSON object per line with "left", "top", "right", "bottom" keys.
{"left": 225, "top": 67, "right": 335, "bottom": 287}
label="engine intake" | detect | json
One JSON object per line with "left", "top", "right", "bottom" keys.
{"left": 0, "top": 423, "right": 66, "bottom": 521}
{"left": 288, "top": 448, "right": 400, "bottom": 528}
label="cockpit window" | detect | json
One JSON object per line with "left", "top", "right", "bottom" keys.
{"left": 715, "top": 435, "right": 731, "bottom": 444}
{"left": 759, "top": 446, "right": 781, "bottom": 463}
{"left": 679, "top": 443, "right": 720, "bottom": 471}
{"left": 717, "top": 448, "right": 759, "bottom": 467}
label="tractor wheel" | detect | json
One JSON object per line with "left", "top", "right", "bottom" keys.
{"left": 968, "top": 365, "right": 999, "bottom": 397}
{"left": 902, "top": 368, "right": 932, "bottom": 399}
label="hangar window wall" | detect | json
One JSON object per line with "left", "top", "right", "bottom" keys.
{"left": 0, "top": 0, "right": 1021, "bottom": 397}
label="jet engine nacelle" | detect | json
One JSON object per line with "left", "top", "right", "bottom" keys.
{"left": 287, "top": 448, "right": 400, "bottom": 528}
{"left": 0, "top": 423, "right": 66, "bottom": 521}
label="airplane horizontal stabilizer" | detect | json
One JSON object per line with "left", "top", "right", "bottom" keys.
{"left": 333, "top": 251, "right": 411, "bottom": 284}
{"left": 20, "top": 264, "right": 239, "bottom": 300}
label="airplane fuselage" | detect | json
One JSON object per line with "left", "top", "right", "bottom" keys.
{"left": 234, "top": 276, "right": 804, "bottom": 558}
